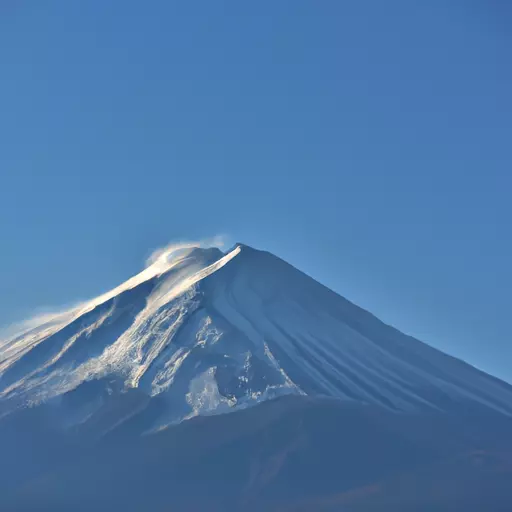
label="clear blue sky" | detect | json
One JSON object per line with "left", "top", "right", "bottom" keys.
{"left": 1, "top": 2, "right": 511, "bottom": 382}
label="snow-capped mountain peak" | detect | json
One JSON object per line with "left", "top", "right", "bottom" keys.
{"left": 1, "top": 244, "right": 511, "bottom": 432}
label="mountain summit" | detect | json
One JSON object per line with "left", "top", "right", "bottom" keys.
{"left": 1, "top": 244, "right": 511, "bottom": 432}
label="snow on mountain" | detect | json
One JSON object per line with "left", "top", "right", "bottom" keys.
{"left": 1, "top": 243, "right": 511, "bottom": 430}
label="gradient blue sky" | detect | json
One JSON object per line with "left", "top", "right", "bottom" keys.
{"left": 1, "top": 2, "right": 511, "bottom": 381}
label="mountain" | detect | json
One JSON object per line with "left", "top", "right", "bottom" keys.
{"left": 1, "top": 244, "right": 511, "bottom": 511}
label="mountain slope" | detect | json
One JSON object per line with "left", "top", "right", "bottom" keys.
{"left": 4, "top": 396, "right": 512, "bottom": 512}
{"left": 1, "top": 243, "right": 512, "bottom": 511}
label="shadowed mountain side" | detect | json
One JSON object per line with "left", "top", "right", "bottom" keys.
{"left": 4, "top": 396, "right": 512, "bottom": 512}
{"left": 283, "top": 451, "right": 512, "bottom": 512}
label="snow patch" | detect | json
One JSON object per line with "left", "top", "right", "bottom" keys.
{"left": 185, "top": 367, "right": 235, "bottom": 418}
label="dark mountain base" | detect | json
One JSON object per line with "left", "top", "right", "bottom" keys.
{"left": 2, "top": 395, "right": 512, "bottom": 511}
